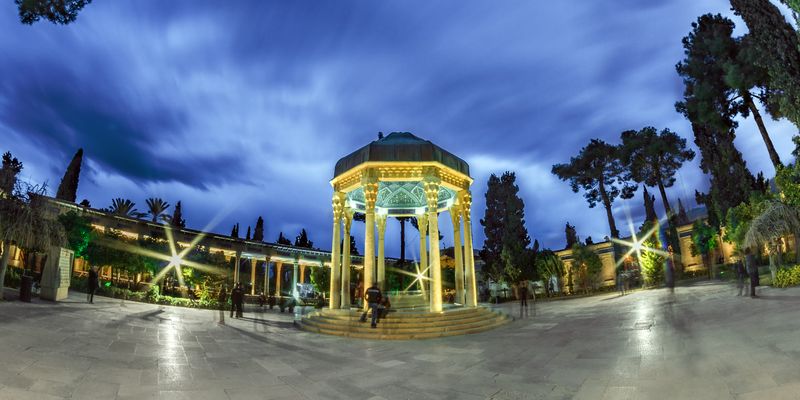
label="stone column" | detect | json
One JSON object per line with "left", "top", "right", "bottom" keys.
{"left": 234, "top": 251, "right": 241, "bottom": 284}
{"left": 417, "top": 213, "right": 429, "bottom": 299}
{"left": 376, "top": 214, "right": 387, "bottom": 291}
{"left": 264, "top": 256, "right": 271, "bottom": 295}
{"left": 330, "top": 192, "right": 344, "bottom": 308}
{"left": 250, "top": 258, "right": 257, "bottom": 295}
{"left": 461, "top": 191, "right": 478, "bottom": 307}
{"left": 450, "top": 204, "right": 465, "bottom": 305}
{"left": 362, "top": 175, "right": 379, "bottom": 311}
{"left": 275, "top": 262, "right": 283, "bottom": 296}
{"left": 424, "top": 176, "right": 443, "bottom": 312}
{"left": 292, "top": 257, "right": 299, "bottom": 299}
{"left": 341, "top": 207, "right": 353, "bottom": 307}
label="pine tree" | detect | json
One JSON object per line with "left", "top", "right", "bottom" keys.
{"left": 552, "top": 139, "right": 636, "bottom": 239}
{"left": 732, "top": 0, "right": 800, "bottom": 128}
{"left": 170, "top": 201, "right": 185, "bottom": 228}
{"left": 56, "top": 148, "right": 83, "bottom": 202}
{"left": 253, "top": 216, "right": 264, "bottom": 241}
{"left": 620, "top": 127, "right": 695, "bottom": 215}
{"left": 0, "top": 152, "right": 23, "bottom": 194}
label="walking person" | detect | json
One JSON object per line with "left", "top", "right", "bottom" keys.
{"left": 736, "top": 260, "right": 748, "bottom": 296}
{"left": 518, "top": 280, "right": 528, "bottom": 318}
{"left": 615, "top": 265, "right": 626, "bottom": 296}
{"left": 217, "top": 285, "right": 228, "bottom": 324}
{"left": 87, "top": 266, "right": 99, "bottom": 303}
{"left": 359, "top": 282, "right": 382, "bottom": 328}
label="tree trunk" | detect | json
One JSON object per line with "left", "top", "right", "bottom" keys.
{"left": 745, "top": 92, "right": 782, "bottom": 169}
{"left": 655, "top": 176, "right": 673, "bottom": 217}
{"left": 598, "top": 179, "right": 619, "bottom": 238}
{"left": 0, "top": 240, "right": 11, "bottom": 299}
{"left": 769, "top": 243, "right": 777, "bottom": 283}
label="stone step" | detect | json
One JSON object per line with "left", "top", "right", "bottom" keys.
{"left": 297, "top": 306, "right": 512, "bottom": 340}
{"left": 297, "top": 317, "right": 510, "bottom": 340}
{"left": 300, "top": 315, "right": 508, "bottom": 335}
{"left": 309, "top": 314, "right": 497, "bottom": 329}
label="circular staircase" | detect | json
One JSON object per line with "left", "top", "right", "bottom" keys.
{"left": 296, "top": 294, "right": 512, "bottom": 340}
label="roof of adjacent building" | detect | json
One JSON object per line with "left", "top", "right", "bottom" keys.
{"left": 333, "top": 132, "right": 470, "bottom": 178}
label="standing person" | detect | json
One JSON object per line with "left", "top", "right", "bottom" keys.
{"left": 359, "top": 282, "right": 382, "bottom": 328}
{"left": 615, "top": 265, "right": 626, "bottom": 296}
{"left": 87, "top": 266, "right": 99, "bottom": 303}
{"left": 745, "top": 252, "right": 759, "bottom": 298}
{"left": 235, "top": 283, "right": 245, "bottom": 318}
{"left": 666, "top": 245, "right": 675, "bottom": 293}
{"left": 518, "top": 280, "right": 528, "bottom": 315}
{"left": 354, "top": 281, "right": 364, "bottom": 307}
{"left": 230, "top": 283, "right": 240, "bottom": 318}
{"left": 217, "top": 285, "right": 228, "bottom": 324}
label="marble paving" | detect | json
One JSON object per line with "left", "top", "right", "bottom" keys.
{"left": 1, "top": 282, "right": 799, "bottom": 399}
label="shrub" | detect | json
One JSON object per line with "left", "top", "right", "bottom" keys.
{"left": 4, "top": 268, "right": 21, "bottom": 289}
{"left": 774, "top": 265, "right": 800, "bottom": 288}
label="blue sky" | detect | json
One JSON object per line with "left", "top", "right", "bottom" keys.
{"left": 1, "top": 1, "right": 797, "bottom": 257}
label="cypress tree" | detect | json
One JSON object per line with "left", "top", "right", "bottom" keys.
{"left": 170, "top": 201, "right": 185, "bottom": 228}
{"left": 277, "top": 232, "right": 291, "bottom": 245}
{"left": 245, "top": 226, "right": 251, "bottom": 241}
{"left": 643, "top": 187, "right": 658, "bottom": 224}
{"left": 253, "top": 216, "right": 264, "bottom": 241}
{"left": 479, "top": 172, "right": 531, "bottom": 283}
{"left": 564, "top": 222, "right": 578, "bottom": 250}
{"left": 56, "top": 148, "right": 83, "bottom": 202}
{"left": 230, "top": 223, "right": 239, "bottom": 239}
{"left": 295, "top": 229, "right": 313, "bottom": 248}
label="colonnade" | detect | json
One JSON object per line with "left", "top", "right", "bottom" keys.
{"left": 329, "top": 176, "right": 477, "bottom": 312}
{"left": 230, "top": 252, "right": 310, "bottom": 298}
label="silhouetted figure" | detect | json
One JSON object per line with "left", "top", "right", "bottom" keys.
{"left": 234, "top": 283, "right": 245, "bottom": 317}
{"left": 736, "top": 261, "right": 748, "bottom": 296}
{"left": 359, "top": 282, "right": 382, "bottom": 328}
{"left": 217, "top": 285, "right": 228, "bottom": 324}
{"left": 87, "top": 266, "right": 99, "bottom": 303}
{"left": 746, "top": 253, "right": 758, "bottom": 298}
{"left": 519, "top": 281, "right": 528, "bottom": 309}
{"left": 378, "top": 294, "right": 391, "bottom": 320}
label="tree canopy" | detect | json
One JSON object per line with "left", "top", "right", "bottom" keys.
{"left": 16, "top": 0, "right": 92, "bottom": 25}
{"left": 479, "top": 172, "right": 531, "bottom": 283}
{"left": 552, "top": 139, "right": 635, "bottom": 239}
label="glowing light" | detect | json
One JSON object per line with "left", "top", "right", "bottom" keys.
{"left": 168, "top": 254, "right": 182, "bottom": 267}
{"left": 610, "top": 217, "right": 670, "bottom": 269}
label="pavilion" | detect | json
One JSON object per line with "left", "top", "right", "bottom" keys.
{"left": 328, "top": 132, "right": 478, "bottom": 312}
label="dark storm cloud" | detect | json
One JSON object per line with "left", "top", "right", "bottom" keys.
{"left": 0, "top": 0, "right": 796, "bottom": 252}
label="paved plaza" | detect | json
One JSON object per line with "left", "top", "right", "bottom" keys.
{"left": 1, "top": 283, "right": 799, "bottom": 400}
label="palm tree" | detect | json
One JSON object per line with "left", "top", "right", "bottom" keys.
{"left": 108, "top": 198, "right": 143, "bottom": 218}
{"left": 744, "top": 201, "right": 800, "bottom": 281}
{"left": 145, "top": 197, "right": 170, "bottom": 223}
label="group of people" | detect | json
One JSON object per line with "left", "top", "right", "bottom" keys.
{"left": 359, "top": 282, "right": 390, "bottom": 328}
{"left": 218, "top": 283, "right": 246, "bottom": 319}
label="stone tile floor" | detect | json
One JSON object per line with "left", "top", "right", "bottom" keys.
{"left": 1, "top": 282, "right": 799, "bottom": 399}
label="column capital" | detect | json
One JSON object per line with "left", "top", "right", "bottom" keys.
{"left": 361, "top": 178, "right": 379, "bottom": 213}
{"left": 459, "top": 190, "right": 473, "bottom": 223}
{"left": 376, "top": 214, "right": 387, "bottom": 234}
{"left": 343, "top": 207, "right": 353, "bottom": 231}
{"left": 449, "top": 204, "right": 462, "bottom": 225}
{"left": 423, "top": 178, "right": 440, "bottom": 212}
{"left": 332, "top": 191, "right": 345, "bottom": 220}
{"left": 417, "top": 212, "right": 429, "bottom": 231}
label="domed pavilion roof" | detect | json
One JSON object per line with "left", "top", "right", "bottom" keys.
{"left": 334, "top": 132, "right": 470, "bottom": 178}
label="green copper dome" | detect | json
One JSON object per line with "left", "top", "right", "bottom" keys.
{"left": 333, "top": 132, "right": 470, "bottom": 178}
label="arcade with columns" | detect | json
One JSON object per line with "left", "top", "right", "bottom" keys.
{"left": 327, "top": 132, "right": 478, "bottom": 313}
